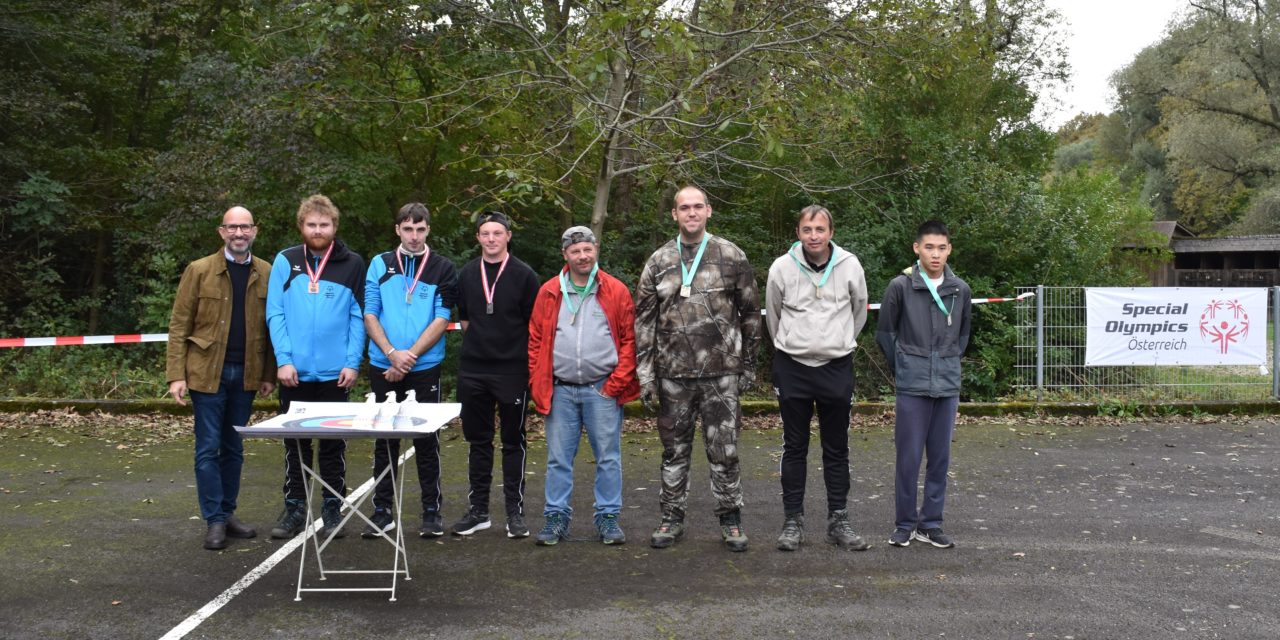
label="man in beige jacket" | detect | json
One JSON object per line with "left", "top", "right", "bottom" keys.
{"left": 765, "top": 205, "right": 869, "bottom": 552}
{"left": 166, "top": 206, "right": 276, "bottom": 550}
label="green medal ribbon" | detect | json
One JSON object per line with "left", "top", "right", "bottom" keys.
{"left": 679, "top": 233, "right": 710, "bottom": 296}
{"left": 789, "top": 241, "right": 837, "bottom": 297}
{"left": 918, "top": 260, "right": 951, "bottom": 324}
{"left": 559, "top": 262, "right": 599, "bottom": 323}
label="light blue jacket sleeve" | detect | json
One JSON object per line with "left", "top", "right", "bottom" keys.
{"left": 266, "top": 252, "right": 293, "bottom": 367}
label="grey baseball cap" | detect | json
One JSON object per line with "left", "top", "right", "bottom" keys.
{"left": 561, "top": 225, "right": 597, "bottom": 249}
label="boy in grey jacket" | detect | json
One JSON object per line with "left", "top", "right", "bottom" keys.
{"left": 875, "top": 220, "right": 972, "bottom": 549}
{"left": 765, "top": 205, "right": 869, "bottom": 551}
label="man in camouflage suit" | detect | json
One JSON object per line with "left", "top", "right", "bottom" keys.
{"left": 634, "top": 185, "right": 762, "bottom": 552}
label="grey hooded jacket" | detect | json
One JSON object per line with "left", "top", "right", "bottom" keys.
{"left": 875, "top": 263, "right": 972, "bottom": 397}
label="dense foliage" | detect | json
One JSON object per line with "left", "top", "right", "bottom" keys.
{"left": 1, "top": 1, "right": 1163, "bottom": 399}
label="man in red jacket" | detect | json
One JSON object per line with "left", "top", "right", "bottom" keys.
{"left": 528, "top": 226, "right": 639, "bottom": 546}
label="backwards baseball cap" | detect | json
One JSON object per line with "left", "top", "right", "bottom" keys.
{"left": 476, "top": 211, "right": 511, "bottom": 230}
{"left": 561, "top": 225, "right": 597, "bottom": 249}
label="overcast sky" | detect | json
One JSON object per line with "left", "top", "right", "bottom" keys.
{"left": 1038, "top": 0, "right": 1188, "bottom": 129}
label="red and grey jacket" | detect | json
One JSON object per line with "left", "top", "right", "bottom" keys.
{"left": 528, "top": 267, "right": 640, "bottom": 414}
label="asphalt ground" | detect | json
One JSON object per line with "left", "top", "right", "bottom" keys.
{"left": 2, "top": 410, "right": 1278, "bottom": 639}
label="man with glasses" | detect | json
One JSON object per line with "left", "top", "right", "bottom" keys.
{"left": 635, "top": 186, "right": 762, "bottom": 552}
{"left": 166, "top": 206, "right": 276, "bottom": 550}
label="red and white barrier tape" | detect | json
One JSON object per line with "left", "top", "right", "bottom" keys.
{"left": 0, "top": 294, "right": 1033, "bottom": 348}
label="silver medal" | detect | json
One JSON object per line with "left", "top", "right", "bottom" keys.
{"left": 680, "top": 285, "right": 691, "bottom": 298}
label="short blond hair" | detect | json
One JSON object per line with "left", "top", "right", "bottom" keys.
{"left": 296, "top": 194, "right": 340, "bottom": 227}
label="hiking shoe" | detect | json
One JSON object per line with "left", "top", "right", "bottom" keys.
{"left": 506, "top": 513, "right": 531, "bottom": 539}
{"left": 361, "top": 508, "right": 395, "bottom": 539}
{"left": 719, "top": 511, "right": 749, "bottom": 552}
{"left": 535, "top": 512, "right": 570, "bottom": 546}
{"left": 913, "top": 527, "right": 955, "bottom": 548}
{"left": 826, "top": 510, "right": 870, "bottom": 550}
{"left": 225, "top": 515, "right": 256, "bottom": 539}
{"left": 319, "top": 497, "right": 346, "bottom": 539}
{"left": 595, "top": 513, "right": 626, "bottom": 545}
{"left": 888, "top": 528, "right": 913, "bottom": 547}
{"left": 270, "top": 500, "right": 306, "bottom": 539}
{"left": 419, "top": 511, "right": 444, "bottom": 538}
{"left": 776, "top": 514, "right": 804, "bottom": 551}
{"left": 451, "top": 508, "right": 491, "bottom": 536}
{"left": 649, "top": 518, "right": 685, "bottom": 549}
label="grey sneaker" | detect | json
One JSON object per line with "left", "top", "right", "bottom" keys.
{"left": 776, "top": 514, "right": 804, "bottom": 551}
{"left": 913, "top": 527, "right": 955, "bottom": 548}
{"left": 888, "top": 527, "right": 913, "bottom": 547}
{"left": 535, "top": 512, "right": 570, "bottom": 546}
{"left": 419, "top": 511, "right": 444, "bottom": 538}
{"left": 270, "top": 500, "right": 306, "bottom": 539}
{"left": 719, "top": 511, "right": 749, "bottom": 552}
{"left": 361, "top": 508, "right": 395, "bottom": 539}
{"left": 451, "top": 508, "right": 491, "bottom": 536}
{"left": 649, "top": 518, "right": 685, "bottom": 549}
{"left": 319, "top": 497, "right": 346, "bottom": 539}
{"left": 826, "top": 510, "right": 869, "bottom": 550}
{"left": 595, "top": 513, "right": 626, "bottom": 545}
{"left": 506, "top": 513, "right": 531, "bottom": 539}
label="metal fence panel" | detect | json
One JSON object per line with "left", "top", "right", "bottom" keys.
{"left": 1014, "top": 286, "right": 1277, "bottom": 402}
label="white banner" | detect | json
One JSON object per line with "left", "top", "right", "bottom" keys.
{"left": 1085, "top": 287, "right": 1267, "bottom": 366}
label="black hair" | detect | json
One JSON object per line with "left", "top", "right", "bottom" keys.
{"left": 916, "top": 219, "right": 950, "bottom": 241}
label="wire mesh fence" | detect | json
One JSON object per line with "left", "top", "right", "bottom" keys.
{"left": 1014, "top": 286, "right": 1279, "bottom": 402}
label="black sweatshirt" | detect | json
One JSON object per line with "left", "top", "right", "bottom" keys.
{"left": 457, "top": 254, "right": 540, "bottom": 376}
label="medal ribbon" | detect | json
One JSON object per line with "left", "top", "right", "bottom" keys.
{"left": 788, "top": 241, "right": 837, "bottom": 294}
{"left": 559, "top": 262, "right": 599, "bottom": 320}
{"left": 305, "top": 242, "right": 335, "bottom": 291}
{"left": 480, "top": 253, "right": 510, "bottom": 310}
{"left": 918, "top": 261, "right": 951, "bottom": 320}
{"left": 398, "top": 246, "right": 430, "bottom": 300}
{"left": 679, "top": 233, "right": 710, "bottom": 292}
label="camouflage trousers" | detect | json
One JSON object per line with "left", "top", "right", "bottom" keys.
{"left": 656, "top": 375, "right": 743, "bottom": 519}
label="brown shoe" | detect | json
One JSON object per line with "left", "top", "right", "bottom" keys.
{"left": 204, "top": 522, "right": 228, "bottom": 550}
{"left": 225, "top": 515, "right": 257, "bottom": 539}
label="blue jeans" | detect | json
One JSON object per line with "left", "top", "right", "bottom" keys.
{"left": 542, "top": 379, "right": 623, "bottom": 518}
{"left": 189, "top": 363, "right": 257, "bottom": 524}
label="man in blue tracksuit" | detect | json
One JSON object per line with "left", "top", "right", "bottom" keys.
{"left": 361, "top": 202, "right": 458, "bottom": 539}
{"left": 876, "top": 219, "right": 972, "bottom": 549}
{"left": 266, "top": 194, "right": 366, "bottom": 540}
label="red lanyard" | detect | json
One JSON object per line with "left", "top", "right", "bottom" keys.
{"left": 479, "top": 254, "right": 509, "bottom": 314}
{"left": 305, "top": 243, "right": 334, "bottom": 293}
{"left": 398, "top": 247, "right": 430, "bottom": 303}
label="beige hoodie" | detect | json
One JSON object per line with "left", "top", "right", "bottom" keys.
{"left": 765, "top": 241, "right": 869, "bottom": 367}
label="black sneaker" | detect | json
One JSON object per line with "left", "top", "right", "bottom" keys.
{"left": 451, "top": 509, "right": 491, "bottom": 536}
{"left": 361, "top": 508, "right": 395, "bottom": 539}
{"left": 719, "top": 511, "right": 749, "bottom": 552}
{"left": 776, "top": 514, "right": 804, "bottom": 551}
{"left": 826, "top": 510, "right": 870, "bottom": 551}
{"left": 270, "top": 500, "right": 306, "bottom": 539}
{"left": 913, "top": 527, "right": 955, "bottom": 548}
{"left": 319, "top": 497, "right": 346, "bottom": 539}
{"left": 506, "top": 513, "right": 531, "bottom": 539}
{"left": 595, "top": 513, "right": 626, "bottom": 545}
{"left": 888, "top": 528, "right": 913, "bottom": 547}
{"left": 535, "top": 512, "right": 570, "bottom": 546}
{"left": 419, "top": 511, "right": 444, "bottom": 538}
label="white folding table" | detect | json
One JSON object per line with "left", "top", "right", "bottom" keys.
{"left": 236, "top": 400, "right": 460, "bottom": 601}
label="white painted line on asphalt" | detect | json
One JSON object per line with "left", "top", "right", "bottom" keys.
{"left": 1200, "top": 526, "right": 1280, "bottom": 550}
{"left": 158, "top": 446, "right": 417, "bottom": 640}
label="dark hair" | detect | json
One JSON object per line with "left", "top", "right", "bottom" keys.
{"left": 396, "top": 202, "right": 430, "bottom": 225}
{"left": 916, "top": 219, "right": 950, "bottom": 241}
{"left": 797, "top": 205, "right": 833, "bottom": 229}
